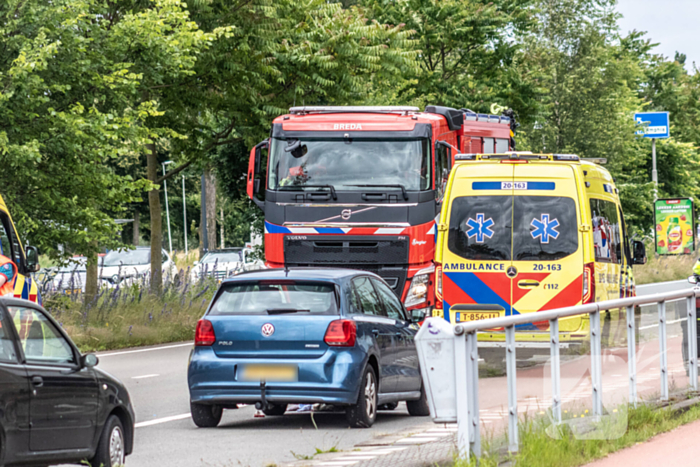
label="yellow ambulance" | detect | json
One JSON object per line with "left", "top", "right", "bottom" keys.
{"left": 0, "top": 195, "right": 41, "bottom": 302}
{"left": 434, "top": 153, "right": 647, "bottom": 343}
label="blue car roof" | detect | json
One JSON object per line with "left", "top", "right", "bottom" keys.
{"left": 223, "top": 267, "right": 368, "bottom": 284}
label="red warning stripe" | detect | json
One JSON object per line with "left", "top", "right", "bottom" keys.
{"left": 443, "top": 273, "right": 476, "bottom": 306}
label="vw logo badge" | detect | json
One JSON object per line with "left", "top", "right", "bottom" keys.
{"left": 341, "top": 209, "right": 352, "bottom": 220}
{"left": 261, "top": 323, "right": 275, "bottom": 337}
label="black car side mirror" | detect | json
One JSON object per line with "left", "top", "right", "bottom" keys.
{"left": 411, "top": 308, "right": 428, "bottom": 323}
{"left": 81, "top": 353, "right": 99, "bottom": 369}
{"left": 632, "top": 240, "right": 647, "bottom": 265}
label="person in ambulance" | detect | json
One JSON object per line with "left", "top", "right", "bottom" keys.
{"left": 0, "top": 253, "right": 17, "bottom": 296}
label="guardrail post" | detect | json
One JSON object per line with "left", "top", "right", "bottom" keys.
{"left": 549, "top": 318, "right": 561, "bottom": 423}
{"left": 505, "top": 325, "right": 518, "bottom": 452}
{"left": 453, "top": 325, "right": 470, "bottom": 459}
{"left": 658, "top": 301, "right": 668, "bottom": 401}
{"left": 689, "top": 295, "right": 699, "bottom": 390}
{"left": 626, "top": 305, "right": 637, "bottom": 407}
{"left": 466, "top": 331, "right": 481, "bottom": 458}
{"left": 590, "top": 307, "right": 603, "bottom": 416}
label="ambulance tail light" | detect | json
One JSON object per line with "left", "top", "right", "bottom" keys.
{"left": 435, "top": 264, "right": 443, "bottom": 309}
{"left": 582, "top": 263, "right": 595, "bottom": 304}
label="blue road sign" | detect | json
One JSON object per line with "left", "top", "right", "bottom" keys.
{"left": 634, "top": 112, "right": 670, "bottom": 139}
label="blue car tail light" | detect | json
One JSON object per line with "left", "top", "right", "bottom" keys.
{"left": 324, "top": 320, "right": 356, "bottom": 347}
{"left": 195, "top": 319, "right": 216, "bottom": 346}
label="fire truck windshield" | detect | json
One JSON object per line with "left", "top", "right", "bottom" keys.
{"left": 268, "top": 138, "right": 431, "bottom": 192}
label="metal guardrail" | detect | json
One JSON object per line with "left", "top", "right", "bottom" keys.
{"left": 451, "top": 287, "right": 700, "bottom": 458}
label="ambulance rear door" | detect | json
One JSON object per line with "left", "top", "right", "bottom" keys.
{"left": 441, "top": 163, "right": 514, "bottom": 323}
{"left": 509, "top": 163, "right": 584, "bottom": 333}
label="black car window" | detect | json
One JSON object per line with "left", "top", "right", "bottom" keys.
{"left": 8, "top": 307, "right": 75, "bottom": 365}
{"left": 372, "top": 278, "right": 405, "bottom": 321}
{"left": 352, "top": 276, "right": 385, "bottom": 317}
{"left": 0, "top": 308, "right": 18, "bottom": 363}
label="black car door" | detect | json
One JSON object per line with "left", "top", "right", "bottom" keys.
{"left": 0, "top": 304, "right": 30, "bottom": 464}
{"left": 8, "top": 305, "right": 99, "bottom": 452}
{"left": 371, "top": 278, "right": 421, "bottom": 393}
{"left": 351, "top": 276, "right": 397, "bottom": 394}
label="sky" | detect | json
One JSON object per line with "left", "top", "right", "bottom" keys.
{"left": 616, "top": 0, "right": 700, "bottom": 69}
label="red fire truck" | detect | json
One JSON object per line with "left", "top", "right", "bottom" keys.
{"left": 246, "top": 105, "right": 515, "bottom": 316}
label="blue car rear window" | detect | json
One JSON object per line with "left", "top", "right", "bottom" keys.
{"left": 209, "top": 281, "right": 339, "bottom": 316}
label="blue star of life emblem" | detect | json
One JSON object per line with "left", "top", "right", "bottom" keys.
{"left": 531, "top": 214, "right": 560, "bottom": 243}
{"left": 466, "top": 213, "right": 495, "bottom": 243}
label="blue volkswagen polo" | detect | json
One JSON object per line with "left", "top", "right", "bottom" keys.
{"left": 187, "top": 268, "right": 429, "bottom": 428}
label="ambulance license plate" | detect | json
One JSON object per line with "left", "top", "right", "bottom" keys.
{"left": 458, "top": 312, "right": 500, "bottom": 322}
{"left": 239, "top": 364, "right": 298, "bottom": 382}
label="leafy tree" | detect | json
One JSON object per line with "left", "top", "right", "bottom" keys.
{"left": 360, "top": 0, "right": 541, "bottom": 117}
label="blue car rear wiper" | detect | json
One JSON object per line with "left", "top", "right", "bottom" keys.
{"left": 266, "top": 308, "right": 311, "bottom": 314}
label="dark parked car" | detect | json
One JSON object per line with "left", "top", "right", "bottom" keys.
{"left": 188, "top": 268, "right": 429, "bottom": 428}
{"left": 0, "top": 298, "right": 134, "bottom": 467}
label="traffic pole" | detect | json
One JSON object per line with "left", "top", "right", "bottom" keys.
{"left": 652, "top": 138, "right": 658, "bottom": 200}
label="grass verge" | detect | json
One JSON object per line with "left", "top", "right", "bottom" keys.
{"left": 43, "top": 275, "right": 216, "bottom": 353}
{"left": 633, "top": 252, "right": 695, "bottom": 285}
{"left": 454, "top": 399, "right": 700, "bottom": 467}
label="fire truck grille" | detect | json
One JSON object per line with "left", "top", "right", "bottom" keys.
{"left": 284, "top": 235, "right": 409, "bottom": 293}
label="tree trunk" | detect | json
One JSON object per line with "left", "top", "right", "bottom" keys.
{"left": 220, "top": 205, "right": 225, "bottom": 249}
{"left": 147, "top": 142, "right": 163, "bottom": 295}
{"left": 84, "top": 243, "right": 98, "bottom": 304}
{"left": 205, "top": 167, "right": 217, "bottom": 250}
{"left": 133, "top": 213, "right": 140, "bottom": 246}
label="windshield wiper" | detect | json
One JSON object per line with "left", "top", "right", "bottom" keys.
{"left": 348, "top": 184, "right": 408, "bottom": 200}
{"left": 266, "top": 308, "right": 311, "bottom": 315}
{"left": 279, "top": 184, "right": 337, "bottom": 200}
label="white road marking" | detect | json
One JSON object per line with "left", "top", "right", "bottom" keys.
{"left": 99, "top": 342, "right": 192, "bottom": 357}
{"left": 639, "top": 318, "right": 684, "bottom": 330}
{"left": 131, "top": 374, "right": 160, "bottom": 380}
{"left": 135, "top": 413, "right": 190, "bottom": 428}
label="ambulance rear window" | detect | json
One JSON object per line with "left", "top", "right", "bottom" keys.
{"left": 513, "top": 196, "right": 579, "bottom": 261}
{"left": 448, "top": 196, "right": 512, "bottom": 261}
{"left": 447, "top": 195, "right": 578, "bottom": 262}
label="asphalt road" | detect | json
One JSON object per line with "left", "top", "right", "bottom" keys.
{"left": 66, "top": 280, "right": 697, "bottom": 467}
{"left": 94, "top": 343, "right": 434, "bottom": 467}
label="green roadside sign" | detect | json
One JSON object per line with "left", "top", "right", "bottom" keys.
{"left": 654, "top": 198, "right": 695, "bottom": 255}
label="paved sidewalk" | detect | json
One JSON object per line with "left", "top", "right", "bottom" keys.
{"left": 586, "top": 418, "right": 700, "bottom": 466}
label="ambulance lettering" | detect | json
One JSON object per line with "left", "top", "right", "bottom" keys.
{"left": 443, "top": 263, "right": 505, "bottom": 271}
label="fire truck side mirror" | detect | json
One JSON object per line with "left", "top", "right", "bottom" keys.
{"left": 247, "top": 140, "right": 268, "bottom": 210}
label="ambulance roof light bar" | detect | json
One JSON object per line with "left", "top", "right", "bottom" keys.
{"left": 289, "top": 106, "right": 420, "bottom": 115}
{"left": 552, "top": 154, "right": 580, "bottom": 161}
{"left": 581, "top": 157, "right": 607, "bottom": 165}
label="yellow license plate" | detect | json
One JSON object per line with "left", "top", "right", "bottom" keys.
{"left": 239, "top": 364, "right": 298, "bottom": 382}
{"left": 458, "top": 311, "right": 500, "bottom": 322}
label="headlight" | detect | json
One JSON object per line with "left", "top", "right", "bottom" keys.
{"left": 405, "top": 273, "right": 430, "bottom": 308}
